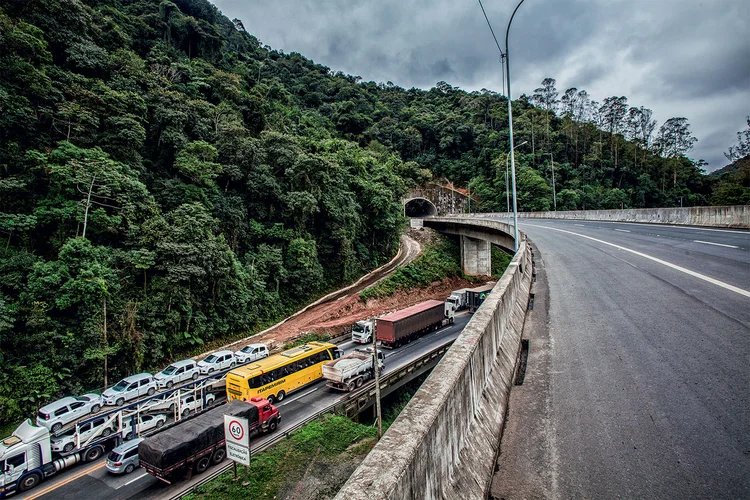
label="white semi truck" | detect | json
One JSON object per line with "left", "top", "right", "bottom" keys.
{"left": 0, "top": 416, "right": 123, "bottom": 497}
{"left": 351, "top": 319, "right": 376, "bottom": 344}
{"left": 446, "top": 289, "right": 469, "bottom": 312}
{"left": 322, "top": 349, "right": 384, "bottom": 391}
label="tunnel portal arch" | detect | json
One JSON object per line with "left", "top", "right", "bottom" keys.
{"left": 404, "top": 197, "right": 438, "bottom": 218}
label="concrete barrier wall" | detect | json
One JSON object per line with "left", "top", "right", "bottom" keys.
{"left": 445, "top": 205, "right": 750, "bottom": 228}
{"left": 336, "top": 221, "right": 532, "bottom": 500}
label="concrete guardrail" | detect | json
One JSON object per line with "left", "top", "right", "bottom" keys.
{"left": 336, "top": 220, "right": 533, "bottom": 499}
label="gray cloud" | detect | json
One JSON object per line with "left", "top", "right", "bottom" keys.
{"left": 212, "top": 0, "right": 750, "bottom": 171}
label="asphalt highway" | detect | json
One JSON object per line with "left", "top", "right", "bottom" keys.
{"left": 492, "top": 218, "right": 749, "bottom": 499}
{"left": 15, "top": 312, "right": 471, "bottom": 500}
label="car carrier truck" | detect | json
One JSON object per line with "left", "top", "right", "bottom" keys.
{"left": 376, "top": 300, "right": 454, "bottom": 348}
{"left": 0, "top": 415, "right": 124, "bottom": 497}
{"left": 138, "top": 398, "right": 279, "bottom": 482}
{"left": 322, "top": 349, "right": 384, "bottom": 391}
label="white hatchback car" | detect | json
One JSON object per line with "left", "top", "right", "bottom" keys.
{"left": 197, "top": 350, "right": 236, "bottom": 374}
{"left": 121, "top": 413, "right": 167, "bottom": 440}
{"left": 154, "top": 359, "right": 200, "bottom": 389}
{"left": 51, "top": 415, "right": 115, "bottom": 453}
{"left": 102, "top": 373, "right": 157, "bottom": 406}
{"left": 37, "top": 394, "right": 103, "bottom": 433}
{"left": 235, "top": 343, "right": 269, "bottom": 364}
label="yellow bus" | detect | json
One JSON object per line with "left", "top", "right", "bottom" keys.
{"left": 226, "top": 341, "right": 340, "bottom": 403}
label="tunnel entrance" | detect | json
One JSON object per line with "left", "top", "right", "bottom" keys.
{"left": 404, "top": 198, "right": 438, "bottom": 218}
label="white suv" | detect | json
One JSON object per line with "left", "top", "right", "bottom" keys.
{"left": 102, "top": 373, "right": 157, "bottom": 406}
{"left": 143, "top": 393, "right": 216, "bottom": 418}
{"left": 154, "top": 359, "right": 200, "bottom": 389}
{"left": 51, "top": 415, "right": 114, "bottom": 453}
{"left": 235, "top": 343, "right": 269, "bottom": 364}
{"left": 197, "top": 350, "right": 236, "bottom": 374}
{"left": 122, "top": 413, "right": 167, "bottom": 440}
{"left": 37, "top": 394, "right": 103, "bottom": 433}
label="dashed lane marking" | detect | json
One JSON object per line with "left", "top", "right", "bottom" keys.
{"left": 693, "top": 240, "right": 739, "bottom": 249}
{"left": 614, "top": 229, "right": 631, "bottom": 233}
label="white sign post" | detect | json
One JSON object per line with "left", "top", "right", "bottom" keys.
{"left": 224, "top": 415, "right": 251, "bottom": 471}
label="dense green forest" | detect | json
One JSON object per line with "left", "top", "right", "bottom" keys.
{"left": 0, "top": 0, "right": 746, "bottom": 428}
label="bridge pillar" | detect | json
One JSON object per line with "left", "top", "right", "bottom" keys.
{"left": 460, "top": 235, "right": 491, "bottom": 276}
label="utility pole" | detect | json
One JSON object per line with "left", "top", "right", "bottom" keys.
{"left": 505, "top": 0, "right": 527, "bottom": 251}
{"left": 372, "top": 327, "right": 382, "bottom": 438}
{"left": 544, "top": 152, "right": 557, "bottom": 211}
{"left": 103, "top": 295, "right": 107, "bottom": 390}
{"left": 506, "top": 141, "right": 528, "bottom": 218}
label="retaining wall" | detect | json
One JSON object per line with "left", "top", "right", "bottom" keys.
{"left": 336, "top": 221, "right": 532, "bottom": 500}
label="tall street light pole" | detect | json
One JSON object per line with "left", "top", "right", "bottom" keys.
{"left": 505, "top": 0, "right": 527, "bottom": 252}
{"left": 543, "top": 152, "right": 557, "bottom": 211}
{"left": 505, "top": 140, "right": 528, "bottom": 217}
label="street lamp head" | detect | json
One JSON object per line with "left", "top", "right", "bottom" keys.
{"left": 517, "top": 140, "right": 528, "bottom": 148}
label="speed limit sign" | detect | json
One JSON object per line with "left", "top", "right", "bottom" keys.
{"left": 224, "top": 415, "right": 250, "bottom": 465}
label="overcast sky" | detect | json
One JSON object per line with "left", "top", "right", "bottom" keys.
{"left": 212, "top": 0, "right": 749, "bottom": 171}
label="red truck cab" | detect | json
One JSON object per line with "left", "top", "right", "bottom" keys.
{"left": 248, "top": 397, "right": 281, "bottom": 432}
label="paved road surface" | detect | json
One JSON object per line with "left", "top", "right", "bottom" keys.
{"left": 492, "top": 219, "right": 749, "bottom": 499}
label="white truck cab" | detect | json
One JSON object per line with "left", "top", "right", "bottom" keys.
{"left": 446, "top": 289, "right": 468, "bottom": 313}
{"left": 351, "top": 319, "right": 375, "bottom": 344}
{"left": 0, "top": 420, "right": 52, "bottom": 495}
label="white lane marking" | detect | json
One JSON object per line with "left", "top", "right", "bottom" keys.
{"left": 563, "top": 220, "right": 747, "bottom": 234}
{"left": 278, "top": 387, "right": 319, "bottom": 406}
{"left": 693, "top": 240, "right": 739, "bottom": 249}
{"left": 614, "top": 229, "right": 631, "bottom": 233}
{"left": 526, "top": 224, "right": 750, "bottom": 298}
{"left": 119, "top": 472, "right": 149, "bottom": 488}
{"left": 574, "top": 224, "right": 585, "bottom": 227}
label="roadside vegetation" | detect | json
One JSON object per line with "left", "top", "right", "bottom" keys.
{"left": 359, "top": 236, "right": 466, "bottom": 301}
{"left": 492, "top": 246, "right": 513, "bottom": 278}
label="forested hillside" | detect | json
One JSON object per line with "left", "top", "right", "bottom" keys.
{"left": 0, "top": 0, "right": 744, "bottom": 427}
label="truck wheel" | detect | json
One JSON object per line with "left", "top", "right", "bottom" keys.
{"left": 267, "top": 395, "right": 275, "bottom": 404}
{"left": 52, "top": 422, "right": 63, "bottom": 433}
{"left": 84, "top": 446, "right": 103, "bottom": 462}
{"left": 347, "top": 381, "right": 356, "bottom": 391}
{"left": 193, "top": 456, "right": 210, "bottom": 474}
{"left": 269, "top": 419, "right": 278, "bottom": 432}
{"left": 211, "top": 448, "right": 226, "bottom": 464}
{"left": 276, "top": 391, "right": 285, "bottom": 402}
{"left": 18, "top": 473, "right": 41, "bottom": 492}
{"left": 356, "top": 377, "right": 364, "bottom": 388}
{"left": 125, "top": 464, "right": 135, "bottom": 474}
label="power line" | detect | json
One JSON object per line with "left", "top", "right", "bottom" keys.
{"left": 477, "top": 0, "right": 507, "bottom": 96}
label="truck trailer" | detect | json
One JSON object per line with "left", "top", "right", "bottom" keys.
{"left": 322, "top": 349, "right": 384, "bottom": 391}
{"left": 376, "top": 300, "right": 452, "bottom": 348}
{"left": 466, "top": 283, "right": 496, "bottom": 312}
{"left": 138, "top": 398, "right": 279, "bottom": 482}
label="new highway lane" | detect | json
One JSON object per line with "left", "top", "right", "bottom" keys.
{"left": 15, "top": 312, "right": 472, "bottom": 500}
{"left": 492, "top": 218, "right": 749, "bottom": 499}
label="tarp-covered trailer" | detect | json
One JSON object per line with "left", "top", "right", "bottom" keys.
{"left": 376, "top": 300, "right": 445, "bottom": 348}
{"left": 138, "top": 399, "right": 279, "bottom": 482}
{"left": 466, "top": 283, "right": 495, "bottom": 312}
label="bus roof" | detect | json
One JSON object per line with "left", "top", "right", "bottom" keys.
{"left": 229, "top": 341, "right": 337, "bottom": 378}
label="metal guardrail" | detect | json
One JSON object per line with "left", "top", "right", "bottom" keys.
{"left": 167, "top": 340, "right": 455, "bottom": 500}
